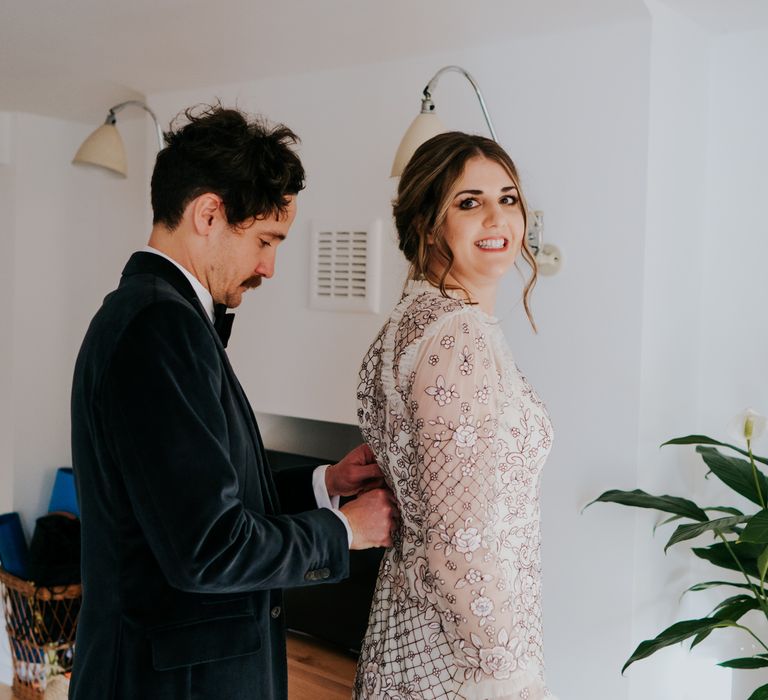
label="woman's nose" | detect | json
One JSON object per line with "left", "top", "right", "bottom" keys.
{"left": 484, "top": 203, "right": 505, "bottom": 228}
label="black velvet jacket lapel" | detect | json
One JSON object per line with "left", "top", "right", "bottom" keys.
{"left": 120, "top": 252, "right": 280, "bottom": 514}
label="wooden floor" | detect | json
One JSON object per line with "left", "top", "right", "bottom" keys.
{"left": 0, "top": 635, "right": 355, "bottom": 700}
{"left": 287, "top": 632, "right": 357, "bottom": 700}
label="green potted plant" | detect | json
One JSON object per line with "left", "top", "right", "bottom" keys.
{"left": 587, "top": 409, "right": 768, "bottom": 700}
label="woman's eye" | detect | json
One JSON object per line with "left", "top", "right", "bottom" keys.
{"left": 500, "top": 194, "right": 519, "bottom": 206}
{"left": 458, "top": 198, "right": 479, "bottom": 210}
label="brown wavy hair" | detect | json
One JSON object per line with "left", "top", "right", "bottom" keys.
{"left": 151, "top": 104, "right": 306, "bottom": 229}
{"left": 394, "top": 131, "right": 537, "bottom": 329}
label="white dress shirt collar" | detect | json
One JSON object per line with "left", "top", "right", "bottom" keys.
{"left": 142, "top": 246, "right": 215, "bottom": 323}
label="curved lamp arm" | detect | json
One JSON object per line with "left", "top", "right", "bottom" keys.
{"left": 390, "top": 65, "right": 499, "bottom": 177}
{"left": 106, "top": 100, "right": 164, "bottom": 150}
{"left": 421, "top": 65, "right": 498, "bottom": 141}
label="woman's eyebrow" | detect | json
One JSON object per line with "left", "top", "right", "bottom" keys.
{"left": 453, "top": 185, "right": 518, "bottom": 198}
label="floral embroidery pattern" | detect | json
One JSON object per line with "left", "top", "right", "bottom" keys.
{"left": 458, "top": 346, "right": 474, "bottom": 376}
{"left": 425, "top": 375, "right": 460, "bottom": 407}
{"left": 355, "top": 281, "right": 555, "bottom": 700}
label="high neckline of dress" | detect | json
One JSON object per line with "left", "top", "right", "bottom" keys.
{"left": 405, "top": 278, "right": 499, "bottom": 324}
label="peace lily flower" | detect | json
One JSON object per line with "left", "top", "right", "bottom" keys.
{"left": 728, "top": 408, "right": 767, "bottom": 444}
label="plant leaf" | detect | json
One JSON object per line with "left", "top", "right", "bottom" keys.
{"left": 692, "top": 541, "right": 764, "bottom": 578}
{"left": 690, "top": 629, "right": 712, "bottom": 649}
{"left": 710, "top": 595, "right": 760, "bottom": 621}
{"left": 743, "top": 510, "right": 768, "bottom": 544}
{"left": 719, "top": 657, "right": 768, "bottom": 669}
{"left": 664, "top": 435, "right": 768, "bottom": 466}
{"left": 707, "top": 506, "right": 745, "bottom": 516}
{"left": 748, "top": 685, "right": 768, "bottom": 700}
{"left": 585, "top": 489, "right": 708, "bottom": 522}
{"left": 696, "top": 447, "right": 768, "bottom": 507}
{"left": 623, "top": 618, "right": 737, "bottom": 673}
{"left": 685, "top": 580, "right": 768, "bottom": 596}
{"left": 654, "top": 513, "right": 686, "bottom": 534}
{"left": 759, "top": 546, "right": 768, "bottom": 585}
{"left": 665, "top": 516, "right": 748, "bottom": 552}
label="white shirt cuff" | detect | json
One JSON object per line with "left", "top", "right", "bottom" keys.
{"left": 312, "top": 464, "right": 353, "bottom": 548}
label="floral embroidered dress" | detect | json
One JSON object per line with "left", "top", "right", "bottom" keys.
{"left": 354, "top": 280, "right": 556, "bottom": 700}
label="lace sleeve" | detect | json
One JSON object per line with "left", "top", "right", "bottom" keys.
{"left": 409, "top": 312, "right": 539, "bottom": 698}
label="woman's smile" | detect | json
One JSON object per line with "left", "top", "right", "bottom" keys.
{"left": 475, "top": 237, "right": 509, "bottom": 250}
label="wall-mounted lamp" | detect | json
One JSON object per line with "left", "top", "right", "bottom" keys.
{"left": 391, "top": 66, "right": 562, "bottom": 274}
{"left": 72, "top": 101, "right": 163, "bottom": 177}
{"left": 391, "top": 65, "right": 497, "bottom": 177}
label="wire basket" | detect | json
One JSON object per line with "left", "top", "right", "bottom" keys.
{"left": 0, "top": 567, "right": 81, "bottom": 699}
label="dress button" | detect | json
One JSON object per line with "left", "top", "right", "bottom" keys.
{"left": 270, "top": 606, "right": 281, "bottom": 619}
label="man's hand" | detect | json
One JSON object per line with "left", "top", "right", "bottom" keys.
{"left": 340, "top": 488, "right": 397, "bottom": 550}
{"left": 325, "top": 443, "right": 384, "bottom": 498}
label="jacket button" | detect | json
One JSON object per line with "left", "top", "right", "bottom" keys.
{"left": 270, "top": 606, "right": 281, "bottom": 619}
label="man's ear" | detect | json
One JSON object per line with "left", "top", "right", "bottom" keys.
{"left": 190, "top": 194, "right": 225, "bottom": 236}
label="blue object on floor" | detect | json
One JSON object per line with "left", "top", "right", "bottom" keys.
{"left": 48, "top": 467, "right": 79, "bottom": 517}
{"left": 0, "top": 512, "right": 29, "bottom": 579}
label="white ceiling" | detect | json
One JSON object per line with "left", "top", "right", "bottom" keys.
{"left": 1, "top": 0, "right": 765, "bottom": 123}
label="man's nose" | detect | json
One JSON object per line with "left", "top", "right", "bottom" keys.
{"left": 255, "top": 255, "right": 275, "bottom": 279}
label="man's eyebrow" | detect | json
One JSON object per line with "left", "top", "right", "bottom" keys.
{"left": 453, "top": 185, "right": 518, "bottom": 197}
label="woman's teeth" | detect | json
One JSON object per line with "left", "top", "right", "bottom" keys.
{"left": 476, "top": 239, "right": 506, "bottom": 250}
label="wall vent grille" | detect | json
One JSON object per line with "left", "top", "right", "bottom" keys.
{"left": 310, "top": 220, "right": 381, "bottom": 313}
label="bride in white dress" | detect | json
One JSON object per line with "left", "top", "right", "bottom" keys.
{"left": 354, "top": 132, "right": 557, "bottom": 700}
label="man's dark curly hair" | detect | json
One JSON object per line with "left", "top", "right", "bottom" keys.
{"left": 151, "top": 105, "right": 306, "bottom": 229}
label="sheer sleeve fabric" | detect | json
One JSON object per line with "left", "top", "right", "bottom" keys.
{"left": 409, "top": 312, "right": 548, "bottom": 700}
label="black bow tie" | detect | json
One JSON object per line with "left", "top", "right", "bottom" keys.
{"left": 213, "top": 304, "right": 235, "bottom": 348}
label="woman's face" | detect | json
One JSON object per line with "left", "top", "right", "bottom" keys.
{"left": 432, "top": 156, "right": 524, "bottom": 297}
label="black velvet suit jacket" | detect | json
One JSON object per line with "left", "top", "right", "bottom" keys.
{"left": 69, "top": 252, "right": 349, "bottom": 700}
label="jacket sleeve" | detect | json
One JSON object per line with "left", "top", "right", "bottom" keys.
{"left": 100, "top": 300, "right": 349, "bottom": 594}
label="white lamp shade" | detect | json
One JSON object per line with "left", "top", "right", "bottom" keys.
{"left": 72, "top": 123, "right": 127, "bottom": 177}
{"left": 390, "top": 112, "right": 448, "bottom": 177}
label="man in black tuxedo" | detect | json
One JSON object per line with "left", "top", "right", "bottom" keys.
{"left": 70, "top": 106, "right": 394, "bottom": 700}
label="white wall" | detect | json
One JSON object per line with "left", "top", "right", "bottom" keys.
{"left": 149, "top": 17, "right": 653, "bottom": 699}
{"left": 0, "top": 115, "right": 14, "bottom": 516}
{"left": 628, "top": 3, "right": 729, "bottom": 698}
{"left": 698, "top": 29, "right": 768, "bottom": 432}
{"left": 0, "top": 112, "right": 15, "bottom": 688}
{"left": 10, "top": 112, "right": 149, "bottom": 535}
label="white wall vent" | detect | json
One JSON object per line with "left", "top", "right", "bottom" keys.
{"left": 310, "top": 220, "right": 382, "bottom": 313}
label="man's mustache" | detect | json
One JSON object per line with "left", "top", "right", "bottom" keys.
{"left": 242, "top": 276, "right": 262, "bottom": 289}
